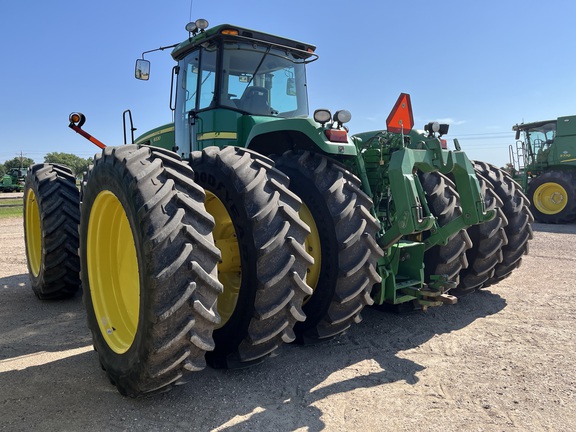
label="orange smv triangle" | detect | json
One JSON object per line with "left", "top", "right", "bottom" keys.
{"left": 386, "top": 93, "right": 414, "bottom": 134}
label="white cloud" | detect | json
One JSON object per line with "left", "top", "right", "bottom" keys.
{"left": 434, "top": 118, "right": 467, "bottom": 126}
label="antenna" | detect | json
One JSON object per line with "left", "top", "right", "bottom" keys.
{"left": 189, "top": 0, "right": 194, "bottom": 22}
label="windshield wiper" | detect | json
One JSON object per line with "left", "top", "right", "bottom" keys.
{"left": 244, "top": 46, "right": 271, "bottom": 89}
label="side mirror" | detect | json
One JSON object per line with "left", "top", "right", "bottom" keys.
{"left": 515, "top": 129, "right": 520, "bottom": 140}
{"left": 135, "top": 59, "right": 150, "bottom": 80}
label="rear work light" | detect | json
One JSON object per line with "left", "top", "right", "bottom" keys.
{"left": 314, "top": 109, "right": 331, "bottom": 126}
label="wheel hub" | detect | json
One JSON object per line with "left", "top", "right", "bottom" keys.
{"left": 205, "top": 191, "right": 241, "bottom": 329}
{"left": 87, "top": 191, "right": 140, "bottom": 354}
{"left": 299, "top": 203, "right": 321, "bottom": 304}
{"left": 25, "top": 189, "right": 42, "bottom": 277}
{"left": 534, "top": 182, "right": 567, "bottom": 215}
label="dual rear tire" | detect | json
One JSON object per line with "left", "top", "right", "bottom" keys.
{"left": 474, "top": 162, "right": 533, "bottom": 287}
{"left": 80, "top": 145, "right": 222, "bottom": 396}
{"left": 24, "top": 145, "right": 316, "bottom": 395}
{"left": 422, "top": 163, "right": 532, "bottom": 294}
{"left": 23, "top": 164, "right": 81, "bottom": 299}
{"left": 273, "top": 151, "right": 383, "bottom": 343}
{"left": 190, "top": 146, "right": 313, "bottom": 367}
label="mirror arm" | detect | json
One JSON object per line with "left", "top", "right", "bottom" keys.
{"left": 140, "top": 43, "right": 179, "bottom": 60}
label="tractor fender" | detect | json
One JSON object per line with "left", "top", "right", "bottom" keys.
{"left": 244, "top": 117, "right": 357, "bottom": 157}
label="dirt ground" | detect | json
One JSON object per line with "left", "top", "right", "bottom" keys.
{"left": 0, "top": 214, "right": 574, "bottom": 432}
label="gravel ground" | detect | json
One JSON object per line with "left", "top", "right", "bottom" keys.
{"left": 0, "top": 215, "right": 575, "bottom": 431}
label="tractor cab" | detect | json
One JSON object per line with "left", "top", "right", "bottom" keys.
{"left": 511, "top": 119, "right": 557, "bottom": 170}
{"left": 136, "top": 21, "right": 318, "bottom": 158}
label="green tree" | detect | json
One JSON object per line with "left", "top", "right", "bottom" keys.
{"left": 4, "top": 156, "right": 35, "bottom": 170}
{"left": 44, "top": 152, "right": 93, "bottom": 177}
{"left": 0, "top": 163, "right": 5, "bottom": 178}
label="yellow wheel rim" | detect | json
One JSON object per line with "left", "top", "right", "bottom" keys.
{"left": 205, "top": 191, "right": 241, "bottom": 329}
{"left": 87, "top": 191, "right": 140, "bottom": 354}
{"left": 300, "top": 203, "right": 321, "bottom": 304}
{"left": 534, "top": 182, "right": 568, "bottom": 215}
{"left": 25, "top": 188, "right": 42, "bottom": 277}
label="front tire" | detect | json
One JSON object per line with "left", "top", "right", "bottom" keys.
{"left": 23, "top": 163, "right": 80, "bottom": 299}
{"left": 81, "top": 145, "right": 222, "bottom": 397}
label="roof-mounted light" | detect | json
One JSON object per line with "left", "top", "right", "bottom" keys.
{"left": 185, "top": 19, "right": 209, "bottom": 34}
{"left": 314, "top": 109, "right": 332, "bottom": 126}
{"left": 195, "top": 19, "right": 209, "bottom": 30}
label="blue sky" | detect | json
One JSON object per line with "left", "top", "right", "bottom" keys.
{"left": 1, "top": 0, "right": 575, "bottom": 168}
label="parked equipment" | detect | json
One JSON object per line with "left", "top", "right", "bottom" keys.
{"left": 511, "top": 116, "right": 576, "bottom": 223}
{"left": 23, "top": 21, "right": 532, "bottom": 397}
{"left": 1, "top": 168, "right": 27, "bottom": 192}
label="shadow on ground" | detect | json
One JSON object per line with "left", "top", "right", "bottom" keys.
{"left": 0, "top": 276, "right": 506, "bottom": 431}
{"left": 532, "top": 221, "right": 576, "bottom": 234}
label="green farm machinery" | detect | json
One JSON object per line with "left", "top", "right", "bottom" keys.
{"left": 1, "top": 168, "right": 27, "bottom": 192}
{"left": 511, "top": 115, "right": 576, "bottom": 223}
{"left": 23, "top": 20, "right": 532, "bottom": 397}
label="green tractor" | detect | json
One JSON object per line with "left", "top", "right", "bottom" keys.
{"left": 23, "top": 20, "right": 532, "bottom": 397}
{"left": 511, "top": 115, "right": 576, "bottom": 223}
{"left": 1, "top": 167, "right": 27, "bottom": 192}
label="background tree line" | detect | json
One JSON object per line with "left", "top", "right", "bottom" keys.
{"left": 0, "top": 153, "right": 93, "bottom": 178}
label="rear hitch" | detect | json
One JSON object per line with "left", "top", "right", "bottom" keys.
{"left": 399, "top": 274, "right": 458, "bottom": 310}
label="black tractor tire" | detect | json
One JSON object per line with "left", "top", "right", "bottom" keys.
{"left": 473, "top": 161, "right": 533, "bottom": 286}
{"left": 526, "top": 170, "right": 576, "bottom": 224}
{"left": 80, "top": 145, "right": 222, "bottom": 397}
{"left": 420, "top": 171, "right": 472, "bottom": 288}
{"left": 272, "top": 151, "right": 382, "bottom": 343}
{"left": 23, "top": 163, "right": 81, "bottom": 300}
{"left": 451, "top": 168, "right": 508, "bottom": 295}
{"left": 190, "top": 146, "right": 313, "bottom": 368}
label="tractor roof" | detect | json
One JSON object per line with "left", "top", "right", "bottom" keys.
{"left": 172, "top": 24, "right": 317, "bottom": 61}
{"left": 512, "top": 119, "right": 557, "bottom": 132}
